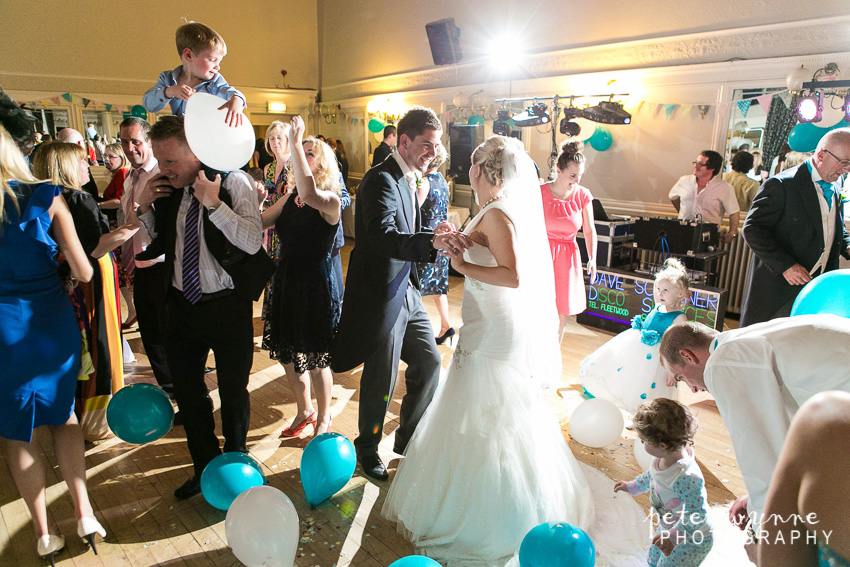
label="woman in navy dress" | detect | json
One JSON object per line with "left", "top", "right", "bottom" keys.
{"left": 416, "top": 144, "right": 455, "bottom": 344}
{"left": 0, "top": 100, "right": 105, "bottom": 565}
{"left": 261, "top": 116, "right": 342, "bottom": 438}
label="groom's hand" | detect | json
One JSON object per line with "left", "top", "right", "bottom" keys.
{"left": 433, "top": 220, "right": 455, "bottom": 234}
{"left": 433, "top": 231, "right": 472, "bottom": 254}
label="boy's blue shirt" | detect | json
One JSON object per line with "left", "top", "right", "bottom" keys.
{"left": 143, "top": 65, "right": 246, "bottom": 116}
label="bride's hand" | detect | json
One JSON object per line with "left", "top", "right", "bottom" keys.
{"left": 443, "top": 246, "right": 466, "bottom": 272}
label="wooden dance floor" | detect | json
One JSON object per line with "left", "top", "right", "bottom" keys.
{"left": 0, "top": 242, "right": 752, "bottom": 566}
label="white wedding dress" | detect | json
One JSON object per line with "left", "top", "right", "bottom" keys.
{"left": 382, "top": 145, "right": 649, "bottom": 567}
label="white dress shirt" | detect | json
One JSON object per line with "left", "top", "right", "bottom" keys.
{"left": 669, "top": 175, "right": 740, "bottom": 225}
{"left": 121, "top": 157, "right": 163, "bottom": 269}
{"left": 139, "top": 170, "right": 263, "bottom": 294}
{"left": 704, "top": 314, "right": 850, "bottom": 517}
{"left": 804, "top": 159, "right": 837, "bottom": 275}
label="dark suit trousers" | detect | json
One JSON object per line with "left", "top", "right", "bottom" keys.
{"left": 355, "top": 285, "right": 440, "bottom": 456}
{"left": 165, "top": 289, "right": 254, "bottom": 476}
{"left": 133, "top": 263, "right": 172, "bottom": 387}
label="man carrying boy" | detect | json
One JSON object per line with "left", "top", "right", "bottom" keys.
{"left": 143, "top": 21, "right": 245, "bottom": 127}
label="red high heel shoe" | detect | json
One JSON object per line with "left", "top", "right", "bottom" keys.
{"left": 280, "top": 411, "right": 317, "bottom": 438}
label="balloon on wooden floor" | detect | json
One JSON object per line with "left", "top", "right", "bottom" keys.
{"left": 518, "top": 521, "right": 595, "bottom": 567}
{"left": 300, "top": 432, "right": 357, "bottom": 506}
{"left": 106, "top": 383, "right": 173, "bottom": 444}
{"left": 568, "top": 398, "right": 624, "bottom": 448}
{"left": 201, "top": 452, "right": 266, "bottom": 510}
{"left": 226, "top": 485, "right": 299, "bottom": 567}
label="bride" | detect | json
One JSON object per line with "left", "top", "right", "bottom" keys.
{"left": 382, "top": 136, "right": 595, "bottom": 565}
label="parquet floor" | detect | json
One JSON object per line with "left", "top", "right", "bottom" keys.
{"left": 0, "top": 243, "right": 752, "bottom": 566}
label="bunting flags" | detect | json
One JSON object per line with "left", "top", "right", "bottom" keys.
{"left": 755, "top": 94, "right": 773, "bottom": 110}
{"left": 737, "top": 100, "right": 752, "bottom": 117}
{"left": 663, "top": 104, "right": 677, "bottom": 119}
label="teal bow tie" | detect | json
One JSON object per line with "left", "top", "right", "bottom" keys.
{"left": 817, "top": 180, "right": 835, "bottom": 210}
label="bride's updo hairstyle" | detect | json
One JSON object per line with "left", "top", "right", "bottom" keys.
{"left": 472, "top": 135, "right": 521, "bottom": 188}
{"left": 557, "top": 140, "right": 586, "bottom": 171}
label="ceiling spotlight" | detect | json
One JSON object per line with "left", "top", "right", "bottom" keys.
{"left": 797, "top": 91, "right": 823, "bottom": 123}
{"left": 559, "top": 118, "right": 581, "bottom": 137}
{"left": 582, "top": 101, "right": 631, "bottom": 125}
{"left": 512, "top": 103, "right": 550, "bottom": 127}
{"left": 493, "top": 109, "right": 512, "bottom": 136}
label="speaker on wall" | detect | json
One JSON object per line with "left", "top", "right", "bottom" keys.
{"left": 425, "top": 18, "right": 462, "bottom": 66}
{"left": 448, "top": 123, "right": 480, "bottom": 176}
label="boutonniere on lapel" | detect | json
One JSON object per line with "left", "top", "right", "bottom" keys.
{"left": 404, "top": 171, "right": 424, "bottom": 190}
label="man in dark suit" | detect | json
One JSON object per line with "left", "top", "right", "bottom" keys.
{"left": 136, "top": 116, "right": 267, "bottom": 499}
{"left": 371, "top": 124, "right": 396, "bottom": 166}
{"left": 740, "top": 128, "right": 850, "bottom": 326}
{"left": 332, "top": 107, "right": 470, "bottom": 480}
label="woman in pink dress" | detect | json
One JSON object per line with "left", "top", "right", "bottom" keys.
{"left": 541, "top": 140, "right": 597, "bottom": 340}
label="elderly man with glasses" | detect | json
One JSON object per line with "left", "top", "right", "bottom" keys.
{"left": 740, "top": 128, "right": 850, "bottom": 326}
{"left": 669, "top": 149, "right": 741, "bottom": 244}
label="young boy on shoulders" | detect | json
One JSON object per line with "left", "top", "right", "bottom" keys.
{"left": 143, "top": 21, "right": 245, "bottom": 127}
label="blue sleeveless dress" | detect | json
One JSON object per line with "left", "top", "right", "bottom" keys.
{"left": 0, "top": 183, "right": 80, "bottom": 442}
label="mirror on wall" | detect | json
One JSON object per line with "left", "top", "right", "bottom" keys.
{"left": 724, "top": 87, "right": 788, "bottom": 180}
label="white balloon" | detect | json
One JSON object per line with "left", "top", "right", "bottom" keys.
{"left": 184, "top": 93, "right": 255, "bottom": 171}
{"left": 568, "top": 399, "right": 625, "bottom": 448}
{"left": 225, "top": 485, "right": 299, "bottom": 567}
{"left": 632, "top": 438, "right": 654, "bottom": 470}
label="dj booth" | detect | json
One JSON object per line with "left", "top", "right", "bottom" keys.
{"left": 574, "top": 203, "right": 729, "bottom": 332}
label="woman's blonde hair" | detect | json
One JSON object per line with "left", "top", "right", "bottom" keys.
{"left": 265, "top": 120, "right": 291, "bottom": 157}
{"left": 287, "top": 137, "right": 341, "bottom": 197}
{"left": 31, "top": 142, "right": 85, "bottom": 191}
{"left": 104, "top": 142, "right": 130, "bottom": 170}
{"left": 0, "top": 125, "right": 40, "bottom": 224}
{"left": 471, "top": 135, "right": 521, "bottom": 188}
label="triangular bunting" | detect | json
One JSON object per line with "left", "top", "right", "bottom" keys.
{"left": 104, "top": 104, "right": 112, "bottom": 112}
{"left": 61, "top": 93, "right": 72, "bottom": 102}
{"left": 755, "top": 94, "right": 774, "bottom": 111}
{"left": 737, "top": 100, "right": 751, "bottom": 117}
{"left": 51, "top": 96, "right": 61, "bottom": 105}
{"left": 663, "top": 104, "right": 677, "bottom": 119}
{"left": 41, "top": 100, "right": 50, "bottom": 109}
{"left": 680, "top": 104, "right": 692, "bottom": 117}
{"left": 82, "top": 98, "right": 91, "bottom": 107}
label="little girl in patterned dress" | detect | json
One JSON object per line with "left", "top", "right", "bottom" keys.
{"left": 615, "top": 398, "right": 714, "bottom": 567}
{"left": 580, "top": 258, "right": 689, "bottom": 412}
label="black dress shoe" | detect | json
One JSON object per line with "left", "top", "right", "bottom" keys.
{"left": 358, "top": 454, "right": 388, "bottom": 481}
{"left": 174, "top": 476, "right": 201, "bottom": 499}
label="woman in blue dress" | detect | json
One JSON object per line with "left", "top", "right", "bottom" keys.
{"left": 416, "top": 144, "right": 455, "bottom": 344}
{"left": 0, "top": 100, "right": 105, "bottom": 565}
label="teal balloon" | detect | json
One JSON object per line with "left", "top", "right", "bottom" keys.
{"left": 201, "top": 452, "right": 266, "bottom": 511}
{"left": 790, "top": 269, "right": 850, "bottom": 318}
{"left": 518, "top": 522, "right": 595, "bottom": 567}
{"left": 106, "top": 383, "right": 173, "bottom": 444}
{"left": 589, "top": 127, "right": 613, "bottom": 151}
{"left": 389, "top": 557, "right": 442, "bottom": 567}
{"left": 368, "top": 118, "right": 385, "bottom": 133}
{"left": 130, "top": 104, "right": 147, "bottom": 119}
{"left": 300, "top": 433, "right": 356, "bottom": 506}
{"left": 787, "top": 122, "right": 823, "bottom": 152}
{"left": 467, "top": 115, "right": 484, "bottom": 125}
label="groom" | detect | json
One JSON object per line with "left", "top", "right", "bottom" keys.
{"left": 332, "top": 106, "right": 470, "bottom": 480}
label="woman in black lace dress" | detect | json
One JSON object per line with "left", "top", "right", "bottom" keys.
{"left": 261, "top": 116, "right": 342, "bottom": 438}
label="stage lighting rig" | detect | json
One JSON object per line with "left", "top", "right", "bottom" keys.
{"left": 512, "top": 102, "right": 550, "bottom": 127}
{"left": 796, "top": 91, "right": 823, "bottom": 123}
{"left": 493, "top": 109, "right": 512, "bottom": 136}
{"left": 582, "top": 101, "right": 631, "bottom": 125}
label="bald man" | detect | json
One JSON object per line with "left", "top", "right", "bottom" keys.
{"left": 740, "top": 128, "right": 850, "bottom": 326}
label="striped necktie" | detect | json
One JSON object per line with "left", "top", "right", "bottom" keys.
{"left": 182, "top": 195, "right": 203, "bottom": 304}
{"left": 817, "top": 180, "right": 835, "bottom": 210}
